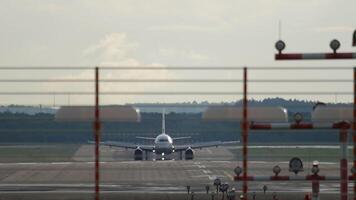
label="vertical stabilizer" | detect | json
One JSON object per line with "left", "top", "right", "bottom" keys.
{"left": 162, "top": 109, "right": 166, "bottom": 134}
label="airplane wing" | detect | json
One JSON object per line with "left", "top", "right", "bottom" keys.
{"left": 136, "top": 136, "right": 156, "bottom": 140}
{"left": 88, "top": 141, "right": 154, "bottom": 152}
{"left": 172, "top": 136, "right": 191, "bottom": 140}
{"left": 174, "top": 140, "right": 239, "bottom": 151}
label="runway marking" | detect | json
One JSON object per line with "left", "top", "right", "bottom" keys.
{"left": 50, "top": 162, "right": 71, "bottom": 165}
{"left": 249, "top": 161, "right": 268, "bottom": 164}
{"left": 211, "top": 161, "right": 231, "bottom": 163}
{"left": 208, "top": 175, "right": 220, "bottom": 180}
{"left": 0, "top": 162, "right": 74, "bottom": 166}
{"left": 191, "top": 174, "right": 224, "bottom": 181}
{"left": 202, "top": 170, "right": 212, "bottom": 174}
{"left": 192, "top": 175, "right": 210, "bottom": 178}
{"left": 206, "top": 149, "right": 213, "bottom": 154}
{"left": 223, "top": 171, "right": 234, "bottom": 181}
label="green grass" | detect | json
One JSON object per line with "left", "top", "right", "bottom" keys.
{"left": 0, "top": 144, "right": 80, "bottom": 162}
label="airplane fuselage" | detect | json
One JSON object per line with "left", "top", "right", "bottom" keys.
{"left": 153, "top": 133, "right": 174, "bottom": 155}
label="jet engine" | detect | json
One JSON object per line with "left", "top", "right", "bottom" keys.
{"left": 134, "top": 147, "right": 143, "bottom": 160}
{"left": 185, "top": 148, "right": 194, "bottom": 160}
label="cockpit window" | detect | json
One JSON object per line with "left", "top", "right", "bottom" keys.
{"left": 159, "top": 138, "right": 168, "bottom": 142}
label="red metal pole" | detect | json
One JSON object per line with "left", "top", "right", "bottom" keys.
{"left": 340, "top": 128, "right": 348, "bottom": 200}
{"left": 242, "top": 67, "right": 248, "bottom": 199}
{"left": 353, "top": 67, "right": 356, "bottom": 200}
{"left": 94, "top": 67, "right": 100, "bottom": 200}
{"left": 311, "top": 177, "right": 320, "bottom": 200}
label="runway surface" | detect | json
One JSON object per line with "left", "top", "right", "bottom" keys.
{"left": 0, "top": 144, "right": 353, "bottom": 199}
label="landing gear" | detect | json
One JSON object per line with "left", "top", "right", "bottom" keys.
{"left": 180, "top": 151, "right": 183, "bottom": 160}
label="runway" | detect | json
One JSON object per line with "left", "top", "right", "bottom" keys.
{"left": 0, "top": 144, "right": 353, "bottom": 199}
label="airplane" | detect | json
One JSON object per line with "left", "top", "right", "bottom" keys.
{"left": 94, "top": 111, "right": 239, "bottom": 160}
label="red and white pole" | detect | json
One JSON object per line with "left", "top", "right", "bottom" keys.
{"left": 94, "top": 67, "right": 101, "bottom": 200}
{"left": 340, "top": 127, "right": 349, "bottom": 200}
{"left": 242, "top": 67, "right": 248, "bottom": 199}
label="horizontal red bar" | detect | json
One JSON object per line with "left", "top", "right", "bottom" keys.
{"left": 325, "top": 53, "right": 354, "bottom": 59}
{"left": 332, "top": 121, "right": 351, "bottom": 129}
{"left": 306, "top": 175, "right": 326, "bottom": 181}
{"left": 250, "top": 122, "right": 351, "bottom": 130}
{"left": 290, "top": 123, "right": 314, "bottom": 129}
{"left": 234, "top": 176, "right": 254, "bottom": 181}
{"left": 249, "top": 124, "right": 271, "bottom": 129}
{"left": 276, "top": 52, "right": 356, "bottom": 60}
{"left": 235, "top": 175, "right": 329, "bottom": 181}
{"left": 275, "top": 54, "right": 303, "bottom": 60}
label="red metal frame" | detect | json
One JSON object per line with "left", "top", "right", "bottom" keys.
{"left": 250, "top": 122, "right": 351, "bottom": 130}
{"left": 236, "top": 125, "right": 350, "bottom": 200}
{"left": 238, "top": 67, "right": 354, "bottom": 199}
{"left": 354, "top": 67, "right": 356, "bottom": 200}
{"left": 94, "top": 67, "right": 100, "bottom": 200}
{"left": 340, "top": 128, "right": 348, "bottom": 200}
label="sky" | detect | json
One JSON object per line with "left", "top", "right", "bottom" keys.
{"left": 0, "top": 1, "right": 355, "bottom": 105}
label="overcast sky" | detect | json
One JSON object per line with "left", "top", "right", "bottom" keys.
{"left": 0, "top": 1, "right": 355, "bottom": 105}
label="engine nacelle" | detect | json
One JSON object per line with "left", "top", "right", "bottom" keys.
{"left": 185, "top": 148, "right": 194, "bottom": 160}
{"left": 134, "top": 147, "right": 143, "bottom": 160}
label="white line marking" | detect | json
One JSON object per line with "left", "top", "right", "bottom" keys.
{"left": 206, "top": 149, "right": 212, "bottom": 154}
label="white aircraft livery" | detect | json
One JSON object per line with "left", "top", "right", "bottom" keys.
{"left": 94, "top": 111, "right": 239, "bottom": 160}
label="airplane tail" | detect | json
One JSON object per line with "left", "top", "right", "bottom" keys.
{"left": 162, "top": 109, "right": 165, "bottom": 134}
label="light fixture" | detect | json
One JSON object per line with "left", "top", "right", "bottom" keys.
{"left": 234, "top": 166, "right": 242, "bottom": 176}
{"left": 330, "top": 39, "right": 341, "bottom": 53}
{"left": 293, "top": 113, "right": 303, "bottom": 124}
{"left": 275, "top": 40, "right": 286, "bottom": 54}
{"left": 273, "top": 165, "right": 281, "bottom": 176}
{"left": 289, "top": 157, "right": 304, "bottom": 174}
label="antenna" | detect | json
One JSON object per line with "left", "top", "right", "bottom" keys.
{"left": 278, "top": 20, "right": 282, "bottom": 40}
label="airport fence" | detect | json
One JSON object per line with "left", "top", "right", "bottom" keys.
{"left": 0, "top": 66, "right": 354, "bottom": 200}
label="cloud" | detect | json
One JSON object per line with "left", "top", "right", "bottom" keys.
{"left": 52, "top": 32, "right": 173, "bottom": 104}
{"left": 83, "top": 33, "right": 139, "bottom": 65}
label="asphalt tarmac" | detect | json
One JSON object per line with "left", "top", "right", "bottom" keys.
{"left": 0, "top": 145, "right": 353, "bottom": 200}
